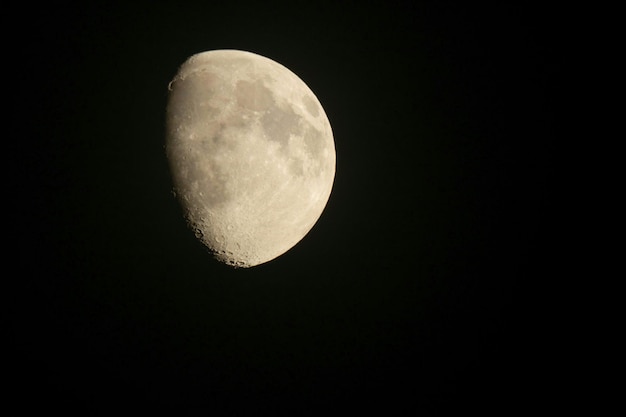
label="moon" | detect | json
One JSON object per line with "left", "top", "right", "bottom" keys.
{"left": 165, "top": 50, "right": 336, "bottom": 268}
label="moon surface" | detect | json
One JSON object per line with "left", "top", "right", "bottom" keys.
{"left": 165, "top": 50, "right": 336, "bottom": 267}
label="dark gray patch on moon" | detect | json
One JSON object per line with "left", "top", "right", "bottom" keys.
{"left": 302, "top": 95, "right": 320, "bottom": 117}
{"left": 170, "top": 72, "right": 220, "bottom": 115}
{"left": 303, "top": 127, "right": 325, "bottom": 160}
{"left": 236, "top": 80, "right": 274, "bottom": 111}
{"left": 208, "top": 119, "right": 242, "bottom": 151}
{"left": 261, "top": 104, "right": 302, "bottom": 148}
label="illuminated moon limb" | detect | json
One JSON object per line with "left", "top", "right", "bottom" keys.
{"left": 165, "top": 50, "right": 335, "bottom": 267}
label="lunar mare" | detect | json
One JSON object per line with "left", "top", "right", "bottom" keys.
{"left": 166, "top": 50, "right": 335, "bottom": 267}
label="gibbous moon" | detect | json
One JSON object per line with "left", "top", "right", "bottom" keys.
{"left": 165, "top": 50, "right": 336, "bottom": 267}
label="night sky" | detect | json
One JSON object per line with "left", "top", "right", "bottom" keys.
{"left": 11, "top": 1, "right": 561, "bottom": 414}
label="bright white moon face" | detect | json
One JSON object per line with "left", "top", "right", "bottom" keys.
{"left": 165, "top": 50, "right": 335, "bottom": 267}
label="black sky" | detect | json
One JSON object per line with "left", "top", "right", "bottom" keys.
{"left": 11, "top": 1, "right": 562, "bottom": 414}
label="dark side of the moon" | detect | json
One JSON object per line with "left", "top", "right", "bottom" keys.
{"left": 10, "top": 1, "right": 563, "bottom": 415}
